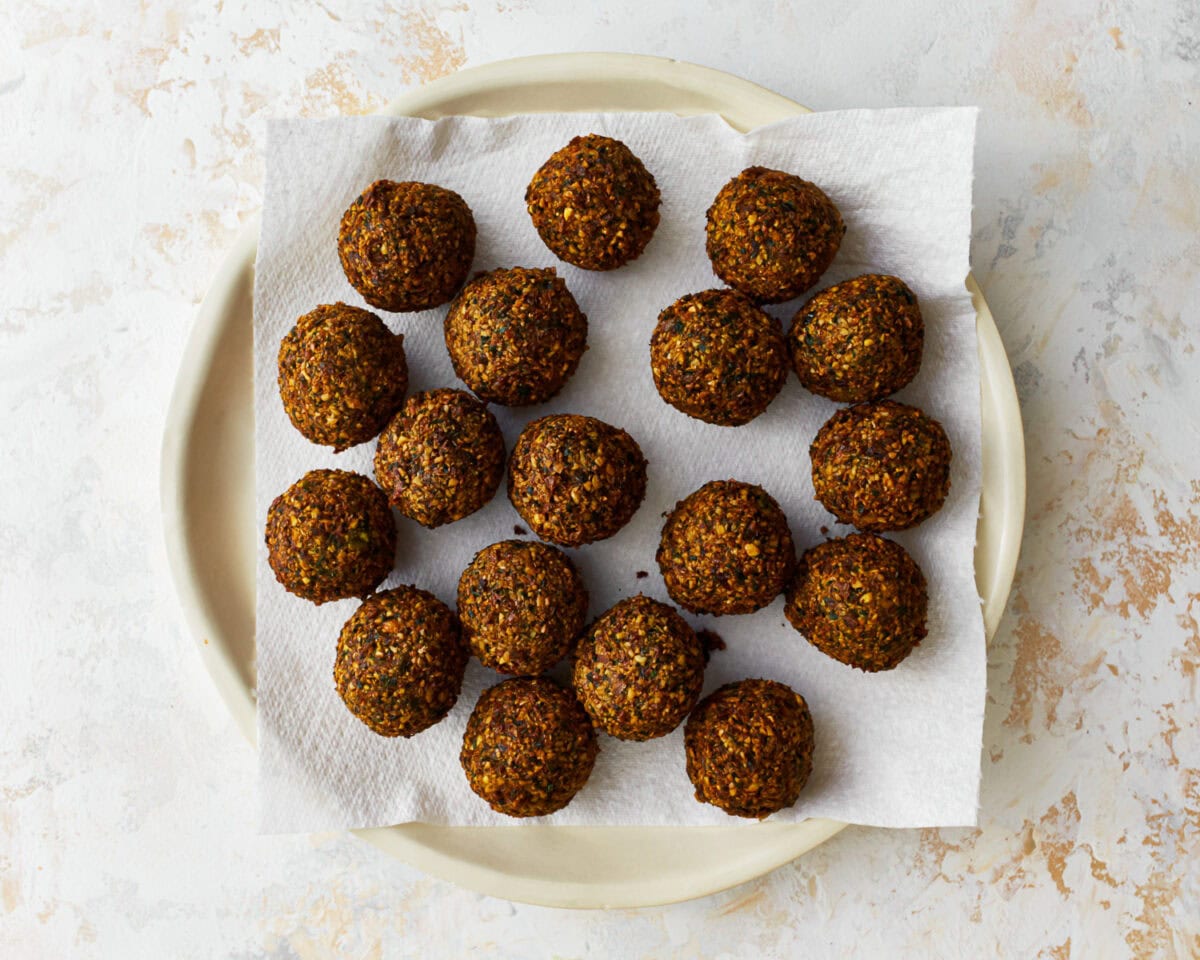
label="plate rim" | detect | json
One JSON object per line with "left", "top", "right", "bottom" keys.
{"left": 160, "top": 51, "right": 1026, "bottom": 909}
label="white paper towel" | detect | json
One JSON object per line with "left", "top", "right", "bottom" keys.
{"left": 254, "top": 109, "right": 983, "bottom": 831}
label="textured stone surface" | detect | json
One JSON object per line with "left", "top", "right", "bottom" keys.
{"left": 2, "top": 0, "right": 1197, "bottom": 955}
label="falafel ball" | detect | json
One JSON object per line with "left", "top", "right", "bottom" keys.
{"left": 788, "top": 274, "right": 923, "bottom": 403}
{"left": 508, "top": 414, "right": 647, "bottom": 547}
{"left": 338, "top": 179, "right": 476, "bottom": 313}
{"left": 650, "top": 288, "right": 788, "bottom": 426}
{"left": 525, "top": 134, "right": 661, "bottom": 271}
{"left": 445, "top": 267, "right": 588, "bottom": 406}
{"left": 460, "top": 676, "right": 598, "bottom": 818}
{"left": 334, "top": 585, "right": 467, "bottom": 737}
{"left": 705, "top": 166, "right": 845, "bottom": 304}
{"left": 810, "top": 400, "right": 951, "bottom": 531}
{"left": 573, "top": 595, "right": 705, "bottom": 741}
{"left": 265, "top": 469, "right": 396, "bottom": 605}
{"left": 684, "top": 678, "right": 815, "bottom": 819}
{"left": 657, "top": 480, "right": 796, "bottom": 616}
{"left": 374, "top": 388, "right": 506, "bottom": 529}
{"left": 277, "top": 302, "right": 408, "bottom": 452}
{"left": 785, "top": 533, "right": 928, "bottom": 671}
{"left": 457, "top": 539, "right": 588, "bottom": 675}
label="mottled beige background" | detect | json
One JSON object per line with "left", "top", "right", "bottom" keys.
{"left": 1, "top": 1, "right": 1197, "bottom": 957}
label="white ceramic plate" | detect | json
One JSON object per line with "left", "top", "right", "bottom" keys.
{"left": 160, "top": 53, "right": 1026, "bottom": 909}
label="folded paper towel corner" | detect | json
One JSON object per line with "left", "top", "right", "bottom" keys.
{"left": 254, "top": 107, "right": 983, "bottom": 832}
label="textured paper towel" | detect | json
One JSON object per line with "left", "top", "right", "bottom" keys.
{"left": 254, "top": 109, "right": 982, "bottom": 831}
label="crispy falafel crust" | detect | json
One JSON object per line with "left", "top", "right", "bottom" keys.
{"left": 445, "top": 267, "right": 588, "bottom": 406}
{"left": 374, "top": 388, "right": 506, "bottom": 529}
{"left": 460, "top": 676, "right": 598, "bottom": 818}
{"left": 334, "top": 586, "right": 467, "bottom": 738}
{"left": 650, "top": 288, "right": 788, "bottom": 426}
{"left": 525, "top": 134, "right": 661, "bottom": 271}
{"left": 508, "top": 413, "right": 647, "bottom": 547}
{"left": 338, "top": 179, "right": 476, "bottom": 313}
{"left": 265, "top": 469, "right": 396, "bottom": 605}
{"left": 705, "top": 166, "right": 844, "bottom": 304}
{"left": 785, "top": 533, "right": 929, "bottom": 671}
{"left": 684, "top": 678, "right": 815, "bottom": 819}
{"left": 573, "top": 595, "right": 705, "bottom": 741}
{"left": 457, "top": 539, "right": 588, "bottom": 675}
{"left": 657, "top": 480, "right": 796, "bottom": 615}
{"left": 788, "top": 274, "right": 923, "bottom": 403}
{"left": 810, "top": 400, "right": 952, "bottom": 531}
{"left": 277, "top": 302, "right": 408, "bottom": 452}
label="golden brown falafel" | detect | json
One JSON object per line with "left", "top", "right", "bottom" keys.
{"left": 810, "top": 400, "right": 951, "bottom": 531}
{"left": 277, "top": 303, "right": 408, "bottom": 452}
{"left": 788, "top": 274, "right": 923, "bottom": 403}
{"left": 265, "top": 469, "right": 396, "bottom": 605}
{"left": 460, "top": 676, "right": 598, "bottom": 818}
{"left": 334, "top": 585, "right": 467, "bottom": 737}
{"left": 457, "top": 539, "right": 589, "bottom": 676}
{"left": 526, "top": 134, "right": 661, "bottom": 271}
{"left": 785, "top": 533, "right": 929, "bottom": 671}
{"left": 650, "top": 288, "right": 788, "bottom": 426}
{"left": 657, "top": 480, "right": 796, "bottom": 616}
{"left": 374, "top": 388, "right": 506, "bottom": 529}
{"left": 705, "top": 167, "right": 844, "bottom": 304}
{"left": 444, "top": 267, "right": 588, "bottom": 406}
{"left": 508, "top": 413, "right": 647, "bottom": 547}
{"left": 573, "top": 595, "right": 705, "bottom": 741}
{"left": 684, "top": 678, "right": 815, "bottom": 819}
{"left": 338, "top": 179, "right": 475, "bottom": 312}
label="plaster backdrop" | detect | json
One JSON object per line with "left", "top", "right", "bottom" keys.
{"left": 1, "top": 1, "right": 1197, "bottom": 957}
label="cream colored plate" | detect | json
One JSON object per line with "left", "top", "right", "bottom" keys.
{"left": 160, "top": 53, "right": 1026, "bottom": 909}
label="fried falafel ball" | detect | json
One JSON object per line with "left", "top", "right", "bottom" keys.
{"left": 650, "top": 288, "right": 788, "bottom": 426}
{"left": 684, "top": 678, "right": 815, "bottom": 819}
{"left": 457, "top": 539, "right": 589, "bottom": 675}
{"left": 525, "top": 134, "right": 661, "bottom": 271}
{"left": 277, "top": 302, "right": 408, "bottom": 452}
{"left": 265, "top": 469, "right": 396, "bottom": 605}
{"left": 788, "top": 274, "right": 924, "bottom": 403}
{"left": 657, "top": 480, "right": 796, "bottom": 616}
{"left": 445, "top": 267, "right": 588, "bottom": 406}
{"left": 374, "top": 388, "right": 506, "bottom": 529}
{"left": 334, "top": 585, "right": 467, "bottom": 737}
{"left": 338, "top": 179, "right": 476, "bottom": 313}
{"left": 785, "top": 533, "right": 928, "bottom": 671}
{"left": 508, "top": 413, "right": 647, "bottom": 547}
{"left": 705, "top": 166, "right": 845, "bottom": 304}
{"left": 460, "top": 676, "right": 598, "bottom": 818}
{"left": 810, "top": 400, "right": 951, "bottom": 532}
{"left": 573, "top": 595, "right": 705, "bottom": 741}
